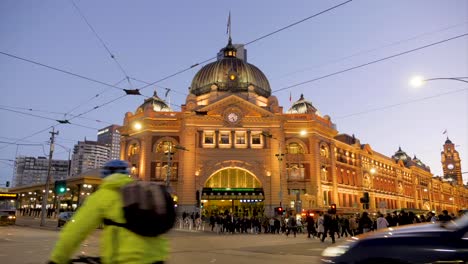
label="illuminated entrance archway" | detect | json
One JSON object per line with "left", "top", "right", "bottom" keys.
{"left": 201, "top": 168, "right": 265, "bottom": 217}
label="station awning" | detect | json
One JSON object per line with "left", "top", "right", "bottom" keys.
{"left": 202, "top": 188, "right": 264, "bottom": 200}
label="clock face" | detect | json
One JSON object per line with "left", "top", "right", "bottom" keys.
{"left": 447, "top": 163, "right": 454, "bottom": 170}
{"left": 228, "top": 112, "right": 238, "bottom": 123}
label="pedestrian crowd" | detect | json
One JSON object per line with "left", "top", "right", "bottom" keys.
{"left": 185, "top": 209, "right": 460, "bottom": 244}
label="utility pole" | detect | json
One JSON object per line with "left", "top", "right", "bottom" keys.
{"left": 40, "top": 128, "right": 58, "bottom": 227}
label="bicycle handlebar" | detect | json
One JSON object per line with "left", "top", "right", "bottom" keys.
{"left": 70, "top": 255, "right": 101, "bottom": 264}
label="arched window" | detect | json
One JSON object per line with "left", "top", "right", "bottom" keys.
{"left": 205, "top": 168, "right": 261, "bottom": 188}
{"left": 128, "top": 143, "right": 139, "bottom": 156}
{"left": 320, "top": 145, "right": 329, "bottom": 158}
{"left": 155, "top": 140, "right": 176, "bottom": 153}
{"left": 287, "top": 142, "right": 304, "bottom": 154}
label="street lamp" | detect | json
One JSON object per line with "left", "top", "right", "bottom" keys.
{"left": 409, "top": 76, "right": 468, "bottom": 87}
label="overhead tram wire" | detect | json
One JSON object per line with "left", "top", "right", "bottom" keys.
{"left": 64, "top": 77, "right": 127, "bottom": 117}
{"left": 1, "top": 1, "right": 352, "bottom": 136}
{"left": 0, "top": 107, "right": 100, "bottom": 131}
{"left": 0, "top": 51, "right": 126, "bottom": 92}
{"left": 271, "top": 21, "right": 468, "bottom": 81}
{"left": 137, "top": 0, "right": 353, "bottom": 93}
{"left": 66, "top": 94, "right": 128, "bottom": 123}
{"left": 0, "top": 104, "right": 114, "bottom": 125}
{"left": 130, "top": 77, "right": 188, "bottom": 97}
{"left": 70, "top": 0, "right": 134, "bottom": 88}
{"left": 273, "top": 33, "right": 468, "bottom": 93}
{"left": 1, "top": 1, "right": 352, "bottom": 124}
{"left": 0, "top": 125, "right": 54, "bottom": 151}
{"left": 335, "top": 87, "right": 468, "bottom": 120}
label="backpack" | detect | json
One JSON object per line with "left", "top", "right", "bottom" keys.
{"left": 103, "top": 181, "right": 176, "bottom": 237}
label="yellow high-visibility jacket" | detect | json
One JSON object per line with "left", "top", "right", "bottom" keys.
{"left": 50, "top": 173, "right": 169, "bottom": 264}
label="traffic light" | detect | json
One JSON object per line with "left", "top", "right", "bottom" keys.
{"left": 55, "top": 180, "right": 67, "bottom": 195}
{"left": 195, "top": 190, "right": 200, "bottom": 207}
{"left": 360, "top": 192, "right": 369, "bottom": 203}
{"left": 274, "top": 207, "right": 284, "bottom": 215}
{"left": 5, "top": 181, "right": 9, "bottom": 187}
{"left": 330, "top": 204, "right": 337, "bottom": 214}
{"left": 360, "top": 192, "right": 370, "bottom": 209}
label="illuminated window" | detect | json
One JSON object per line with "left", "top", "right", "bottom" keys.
{"left": 129, "top": 143, "right": 139, "bottom": 155}
{"left": 204, "top": 131, "right": 214, "bottom": 144}
{"left": 156, "top": 141, "right": 173, "bottom": 153}
{"left": 251, "top": 133, "right": 261, "bottom": 145}
{"left": 235, "top": 132, "right": 246, "bottom": 144}
{"left": 288, "top": 142, "right": 304, "bottom": 154}
{"left": 206, "top": 168, "right": 261, "bottom": 188}
{"left": 219, "top": 131, "right": 230, "bottom": 145}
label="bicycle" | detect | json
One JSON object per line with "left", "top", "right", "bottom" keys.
{"left": 70, "top": 255, "right": 101, "bottom": 263}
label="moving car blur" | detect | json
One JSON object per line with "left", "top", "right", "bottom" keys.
{"left": 57, "top": 211, "right": 74, "bottom": 227}
{"left": 0, "top": 211, "right": 16, "bottom": 225}
{"left": 321, "top": 214, "right": 468, "bottom": 264}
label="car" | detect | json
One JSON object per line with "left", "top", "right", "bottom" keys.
{"left": 57, "top": 211, "right": 74, "bottom": 227}
{"left": 0, "top": 211, "right": 16, "bottom": 225}
{"left": 321, "top": 215, "right": 468, "bottom": 264}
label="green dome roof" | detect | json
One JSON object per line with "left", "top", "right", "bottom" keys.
{"left": 189, "top": 41, "right": 271, "bottom": 97}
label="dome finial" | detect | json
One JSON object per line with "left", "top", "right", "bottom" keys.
{"left": 227, "top": 11, "right": 232, "bottom": 43}
{"left": 222, "top": 11, "right": 237, "bottom": 58}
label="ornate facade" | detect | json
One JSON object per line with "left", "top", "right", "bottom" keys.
{"left": 119, "top": 39, "right": 468, "bottom": 216}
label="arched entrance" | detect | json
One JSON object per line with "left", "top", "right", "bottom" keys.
{"left": 201, "top": 167, "right": 265, "bottom": 217}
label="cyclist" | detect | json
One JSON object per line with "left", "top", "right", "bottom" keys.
{"left": 48, "top": 160, "right": 169, "bottom": 264}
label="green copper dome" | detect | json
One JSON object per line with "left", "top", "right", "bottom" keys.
{"left": 190, "top": 40, "right": 271, "bottom": 97}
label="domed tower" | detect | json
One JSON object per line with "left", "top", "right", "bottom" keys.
{"left": 286, "top": 94, "right": 320, "bottom": 115}
{"left": 392, "top": 147, "right": 410, "bottom": 166}
{"left": 187, "top": 39, "right": 272, "bottom": 108}
{"left": 136, "top": 91, "right": 172, "bottom": 113}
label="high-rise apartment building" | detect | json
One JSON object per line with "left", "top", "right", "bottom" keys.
{"left": 70, "top": 140, "right": 109, "bottom": 177}
{"left": 97, "top": 124, "right": 121, "bottom": 161}
{"left": 13, "top": 156, "right": 69, "bottom": 187}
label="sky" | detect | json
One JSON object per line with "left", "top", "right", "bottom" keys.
{"left": 0, "top": 0, "right": 467, "bottom": 186}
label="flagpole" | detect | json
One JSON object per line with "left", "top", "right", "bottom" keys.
{"left": 227, "top": 11, "right": 231, "bottom": 42}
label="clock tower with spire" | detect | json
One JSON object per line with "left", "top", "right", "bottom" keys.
{"left": 441, "top": 137, "right": 463, "bottom": 185}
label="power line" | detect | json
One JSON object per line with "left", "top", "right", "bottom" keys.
{"left": 0, "top": 141, "right": 44, "bottom": 146}
{"left": 137, "top": 0, "right": 353, "bottom": 93}
{"left": 67, "top": 94, "right": 128, "bottom": 122}
{"left": 0, "top": 104, "right": 114, "bottom": 125}
{"left": 70, "top": 0, "right": 134, "bottom": 88}
{"left": 245, "top": 0, "right": 352, "bottom": 46}
{"left": 273, "top": 33, "right": 468, "bottom": 93}
{"left": 64, "top": 77, "right": 127, "bottom": 117}
{"left": 0, "top": 51, "right": 127, "bottom": 91}
{"left": 0, "top": 125, "right": 54, "bottom": 151}
{"left": 0, "top": 107, "right": 99, "bottom": 130}
{"left": 130, "top": 77, "right": 188, "bottom": 96}
{"left": 272, "top": 21, "right": 468, "bottom": 81}
{"left": 335, "top": 88, "right": 468, "bottom": 119}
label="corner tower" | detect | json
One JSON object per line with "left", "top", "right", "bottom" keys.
{"left": 441, "top": 137, "right": 463, "bottom": 185}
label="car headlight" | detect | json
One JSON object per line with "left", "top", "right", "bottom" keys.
{"left": 322, "top": 245, "right": 351, "bottom": 257}
{"left": 8, "top": 216, "right": 15, "bottom": 219}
